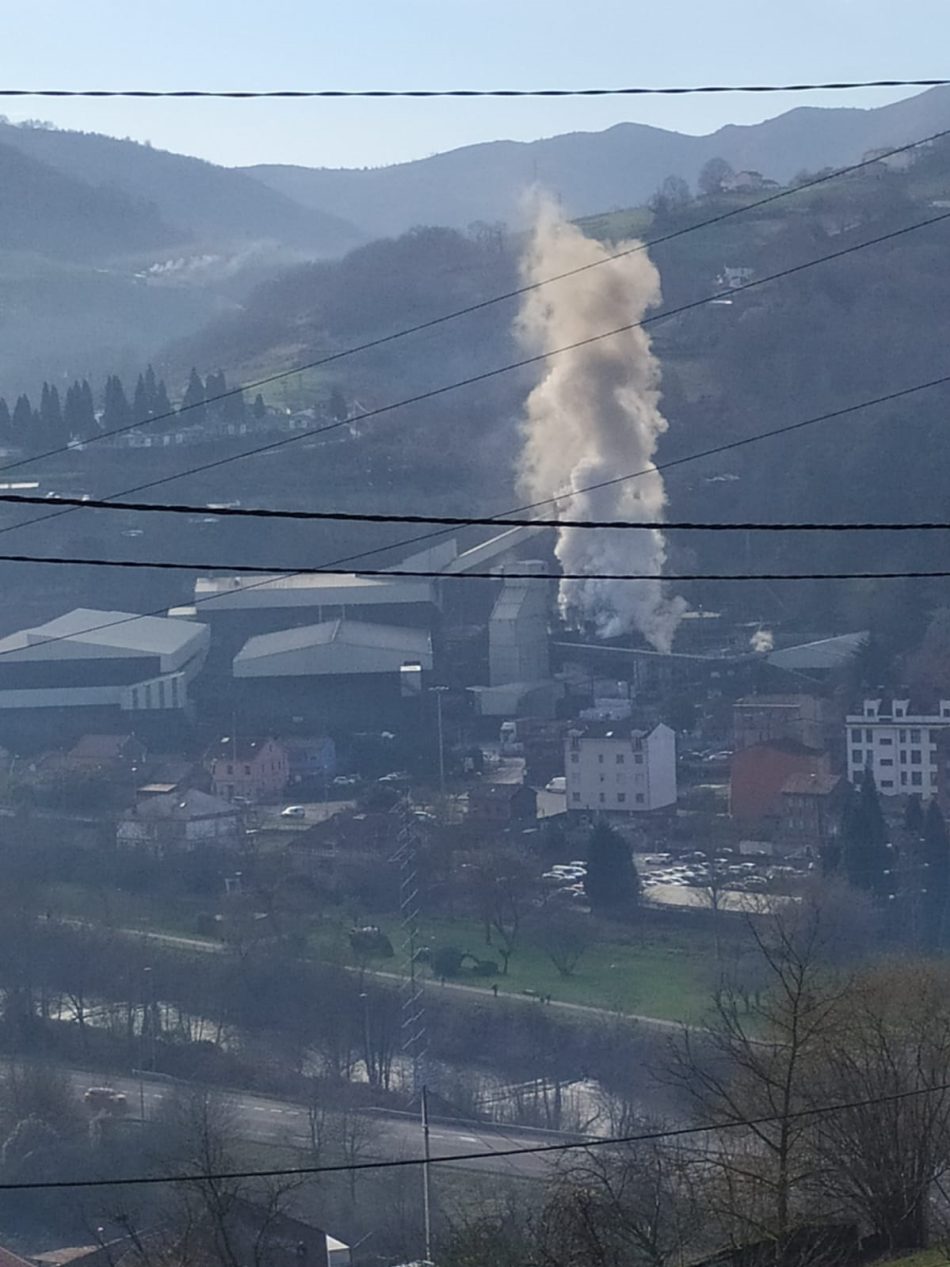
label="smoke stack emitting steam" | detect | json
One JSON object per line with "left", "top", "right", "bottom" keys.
{"left": 515, "top": 199, "right": 687, "bottom": 652}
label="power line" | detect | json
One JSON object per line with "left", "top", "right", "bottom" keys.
{"left": 0, "top": 1080, "right": 944, "bottom": 1192}
{"left": 0, "top": 553, "right": 948, "bottom": 582}
{"left": 6, "top": 205, "right": 949, "bottom": 557}
{"left": 10, "top": 492, "right": 950, "bottom": 532}
{"left": 1, "top": 121, "right": 946, "bottom": 480}
{"left": 0, "top": 79, "right": 948, "bottom": 98}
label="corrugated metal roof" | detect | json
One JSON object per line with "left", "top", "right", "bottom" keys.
{"left": 0, "top": 608, "right": 205, "bottom": 658}
{"left": 768, "top": 632, "right": 868, "bottom": 672}
{"left": 234, "top": 620, "right": 433, "bottom": 677}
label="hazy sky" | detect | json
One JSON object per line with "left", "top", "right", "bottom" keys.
{"left": 4, "top": 0, "right": 944, "bottom": 169}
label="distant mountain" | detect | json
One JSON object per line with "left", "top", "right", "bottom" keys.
{"left": 242, "top": 86, "right": 950, "bottom": 238}
{"left": 0, "top": 140, "right": 176, "bottom": 259}
{"left": 0, "top": 121, "right": 363, "bottom": 257}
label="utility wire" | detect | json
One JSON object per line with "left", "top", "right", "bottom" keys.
{"left": 5, "top": 206, "right": 949, "bottom": 555}
{"left": 0, "top": 369, "right": 940, "bottom": 666}
{"left": 0, "top": 79, "right": 948, "bottom": 97}
{"left": 0, "top": 1080, "right": 945, "bottom": 1191}
{"left": 10, "top": 494, "right": 950, "bottom": 532}
{"left": 2, "top": 122, "right": 946, "bottom": 481}
{"left": 0, "top": 554, "right": 948, "bottom": 582}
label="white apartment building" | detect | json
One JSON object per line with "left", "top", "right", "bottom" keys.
{"left": 565, "top": 722, "right": 677, "bottom": 814}
{"left": 845, "top": 697, "right": 950, "bottom": 796}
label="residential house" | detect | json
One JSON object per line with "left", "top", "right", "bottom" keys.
{"left": 565, "top": 722, "right": 677, "bottom": 815}
{"left": 779, "top": 771, "right": 847, "bottom": 852}
{"left": 117, "top": 788, "right": 242, "bottom": 853}
{"left": 467, "top": 782, "right": 538, "bottom": 826}
{"left": 845, "top": 697, "right": 950, "bottom": 797}
{"left": 283, "top": 735, "right": 337, "bottom": 787}
{"left": 67, "top": 733, "right": 148, "bottom": 772}
{"left": 730, "top": 740, "right": 830, "bottom": 824}
{"left": 210, "top": 736, "right": 289, "bottom": 802}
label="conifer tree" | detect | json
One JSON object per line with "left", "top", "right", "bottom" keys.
{"left": 180, "top": 367, "right": 206, "bottom": 426}
{"left": 0, "top": 398, "right": 11, "bottom": 444}
{"left": 102, "top": 375, "right": 131, "bottom": 432}
{"left": 133, "top": 373, "right": 149, "bottom": 423}
{"left": 842, "top": 769, "right": 891, "bottom": 898}
{"left": 11, "top": 394, "right": 32, "bottom": 446}
{"left": 253, "top": 393, "right": 266, "bottom": 420}
{"left": 922, "top": 799, "right": 950, "bottom": 947}
{"left": 79, "top": 379, "right": 95, "bottom": 430}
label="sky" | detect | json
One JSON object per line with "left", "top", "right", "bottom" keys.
{"left": 2, "top": 0, "right": 945, "bottom": 169}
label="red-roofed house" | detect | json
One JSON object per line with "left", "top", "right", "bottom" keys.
{"left": 730, "top": 740, "right": 831, "bottom": 825}
{"left": 209, "top": 737, "right": 288, "bottom": 802}
{"left": 779, "top": 771, "right": 847, "bottom": 851}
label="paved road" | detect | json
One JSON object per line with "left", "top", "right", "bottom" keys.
{"left": 65, "top": 1069, "right": 566, "bottom": 1179}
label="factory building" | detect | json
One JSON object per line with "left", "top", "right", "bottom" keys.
{"left": 231, "top": 619, "right": 434, "bottom": 731}
{"left": 191, "top": 571, "right": 440, "bottom": 670}
{"left": 0, "top": 608, "right": 209, "bottom": 747}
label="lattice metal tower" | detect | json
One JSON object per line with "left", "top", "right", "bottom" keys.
{"left": 392, "top": 803, "right": 427, "bottom": 1097}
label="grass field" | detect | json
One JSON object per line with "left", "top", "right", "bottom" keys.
{"left": 351, "top": 913, "right": 715, "bottom": 1022}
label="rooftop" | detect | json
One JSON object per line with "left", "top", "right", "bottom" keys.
{"left": 767, "top": 631, "right": 868, "bottom": 673}
{"left": 211, "top": 736, "right": 282, "bottom": 763}
{"left": 194, "top": 571, "right": 435, "bottom": 607}
{"left": 0, "top": 608, "right": 204, "bottom": 659}
{"left": 782, "top": 772, "right": 842, "bottom": 796}
{"left": 234, "top": 619, "right": 433, "bottom": 676}
{"left": 132, "top": 789, "right": 238, "bottom": 821}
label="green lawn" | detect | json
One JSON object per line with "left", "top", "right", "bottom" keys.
{"left": 351, "top": 913, "right": 715, "bottom": 1022}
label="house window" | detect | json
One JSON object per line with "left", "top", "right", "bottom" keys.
{"left": 616, "top": 754, "right": 625, "bottom": 765}
{"left": 900, "top": 729, "right": 907, "bottom": 742}
{"left": 850, "top": 728, "right": 862, "bottom": 743}
{"left": 900, "top": 751, "right": 908, "bottom": 764}
{"left": 572, "top": 792, "right": 581, "bottom": 803}
{"left": 896, "top": 705, "right": 905, "bottom": 717}
{"left": 881, "top": 780, "right": 894, "bottom": 788}
{"left": 865, "top": 729, "right": 873, "bottom": 744}
{"left": 932, "top": 730, "right": 941, "bottom": 744}
{"left": 570, "top": 737, "right": 580, "bottom": 750}
{"left": 911, "top": 729, "right": 922, "bottom": 743}
{"left": 599, "top": 793, "right": 606, "bottom": 803}
{"left": 912, "top": 771, "right": 923, "bottom": 786}
{"left": 911, "top": 750, "right": 922, "bottom": 764}
{"left": 943, "top": 706, "right": 950, "bottom": 719}
{"left": 880, "top": 737, "right": 893, "bottom": 746}
{"left": 880, "top": 758, "right": 894, "bottom": 767}
{"left": 131, "top": 688, "right": 139, "bottom": 709}
{"left": 244, "top": 765, "right": 251, "bottom": 776}
{"left": 227, "top": 764, "right": 233, "bottom": 775}
{"left": 635, "top": 754, "right": 644, "bottom": 765}
{"left": 635, "top": 793, "right": 645, "bottom": 804}
{"left": 598, "top": 754, "right": 604, "bottom": 764}
{"left": 617, "top": 793, "right": 627, "bottom": 804}
{"left": 571, "top": 754, "right": 579, "bottom": 764}
{"left": 852, "top": 750, "right": 863, "bottom": 765}
{"left": 901, "top": 772, "right": 907, "bottom": 786}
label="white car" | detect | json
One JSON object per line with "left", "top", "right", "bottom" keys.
{"left": 280, "top": 805, "right": 306, "bottom": 819}
{"left": 545, "top": 776, "right": 567, "bottom": 793}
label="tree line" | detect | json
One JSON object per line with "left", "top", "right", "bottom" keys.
{"left": 0, "top": 366, "right": 267, "bottom": 454}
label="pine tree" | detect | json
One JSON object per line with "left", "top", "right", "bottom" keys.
{"left": 328, "top": 386, "right": 347, "bottom": 422}
{"left": 905, "top": 794, "right": 925, "bottom": 835}
{"left": 133, "top": 373, "right": 150, "bottom": 423}
{"left": 144, "top": 364, "right": 158, "bottom": 411}
{"left": 180, "top": 368, "right": 206, "bottom": 426}
{"left": 102, "top": 375, "right": 131, "bottom": 432}
{"left": 921, "top": 800, "right": 950, "bottom": 947}
{"left": 39, "top": 383, "right": 62, "bottom": 446}
{"left": 204, "top": 370, "right": 227, "bottom": 422}
{"left": 0, "top": 398, "right": 11, "bottom": 445}
{"left": 11, "top": 394, "right": 33, "bottom": 447}
{"left": 153, "top": 379, "right": 172, "bottom": 419}
{"left": 79, "top": 379, "right": 95, "bottom": 431}
{"left": 584, "top": 821, "right": 641, "bottom": 913}
{"left": 843, "top": 769, "right": 891, "bottom": 898}
{"left": 253, "top": 393, "right": 266, "bottom": 420}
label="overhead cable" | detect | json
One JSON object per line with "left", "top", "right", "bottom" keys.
{"left": 0, "top": 1080, "right": 945, "bottom": 1191}
{"left": 0, "top": 79, "right": 948, "bottom": 98}
{"left": 1, "top": 553, "right": 949, "bottom": 582}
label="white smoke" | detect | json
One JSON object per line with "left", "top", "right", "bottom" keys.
{"left": 516, "top": 199, "right": 686, "bottom": 652}
{"left": 751, "top": 628, "right": 775, "bottom": 653}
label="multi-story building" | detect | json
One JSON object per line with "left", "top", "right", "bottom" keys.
{"left": 564, "top": 722, "right": 676, "bottom": 815}
{"left": 845, "top": 698, "right": 950, "bottom": 797}
{"left": 733, "top": 694, "right": 829, "bottom": 753}
{"left": 209, "top": 737, "right": 289, "bottom": 803}
{"left": 730, "top": 740, "right": 830, "bottom": 823}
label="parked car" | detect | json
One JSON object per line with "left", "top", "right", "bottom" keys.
{"left": 280, "top": 805, "right": 306, "bottom": 819}
{"left": 545, "top": 776, "right": 567, "bottom": 793}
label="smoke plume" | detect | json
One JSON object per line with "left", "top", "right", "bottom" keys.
{"left": 516, "top": 199, "right": 686, "bottom": 652}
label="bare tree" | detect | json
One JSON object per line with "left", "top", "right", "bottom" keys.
{"left": 466, "top": 848, "right": 538, "bottom": 974}
{"left": 666, "top": 904, "right": 842, "bottom": 1246}
{"left": 807, "top": 960, "right": 950, "bottom": 1252}
{"left": 536, "top": 910, "right": 592, "bottom": 979}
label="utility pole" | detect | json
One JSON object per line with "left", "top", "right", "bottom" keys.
{"left": 429, "top": 686, "right": 448, "bottom": 796}
{"left": 421, "top": 1084, "right": 433, "bottom": 1264}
